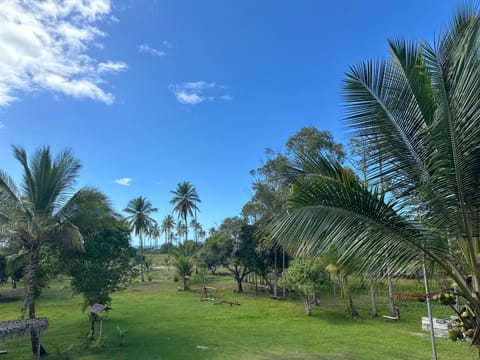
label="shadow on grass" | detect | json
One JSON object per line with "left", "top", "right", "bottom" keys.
{"left": 0, "top": 288, "right": 23, "bottom": 303}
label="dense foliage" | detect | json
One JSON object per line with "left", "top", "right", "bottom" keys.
{"left": 60, "top": 220, "right": 136, "bottom": 306}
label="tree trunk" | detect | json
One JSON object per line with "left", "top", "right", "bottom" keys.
{"left": 370, "top": 276, "right": 378, "bottom": 317}
{"left": 273, "top": 248, "right": 278, "bottom": 297}
{"left": 184, "top": 214, "right": 188, "bottom": 252}
{"left": 140, "top": 234, "right": 145, "bottom": 282}
{"left": 237, "top": 278, "right": 243, "bottom": 293}
{"left": 183, "top": 277, "right": 188, "bottom": 291}
{"left": 282, "top": 249, "right": 286, "bottom": 299}
{"left": 388, "top": 273, "right": 397, "bottom": 317}
{"left": 304, "top": 295, "right": 312, "bottom": 316}
{"left": 26, "top": 248, "right": 47, "bottom": 356}
{"left": 341, "top": 274, "right": 359, "bottom": 318}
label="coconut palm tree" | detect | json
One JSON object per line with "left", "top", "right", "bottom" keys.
{"left": 0, "top": 146, "right": 113, "bottom": 356}
{"left": 149, "top": 223, "right": 160, "bottom": 249}
{"left": 190, "top": 219, "right": 202, "bottom": 245}
{"left": 198, "top": 227, "right": 206, "bottom": 243}
{"left": 269, "top": 6, "right": 480, "bottom": 348}
{"left": 161, "top": 214, "right": 176, "bottom": 252}
{"left": 124, "top": 196, "right": 157, "bottom": 282}
{"left": 170, "top": 181, "right": 200, "bottom": 248}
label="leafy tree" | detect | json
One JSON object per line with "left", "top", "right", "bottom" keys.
{"left": 285, "top": 126, "right": 345, "bottom": 162}
{"left": 199, "top": 231, "right": 230, "bottom": 274}
{"left": 170, "top": 181, "right": 200, "bottom": 249}
{"left": 159, "top": 242, "right": 177, "bottom": 254}
{"left": 124, "top": 196, "right": 157, "bottom": 282}
{"left": 269, "top": 5, "right": 480, "bottom": 348}
{"left": 284, "top": 258, "right": 330, "bottom": 315}
{"left": 0, "top": 146, "right": 111, "bottom": 356}
{"left": 212, "top": 217, "right": 258, "bottom": 293}
{"left": 61, "top": 219, "right": 136, "bottom": 306}
{"left": 244, "top": 128, "right": 345, "bottom": 295}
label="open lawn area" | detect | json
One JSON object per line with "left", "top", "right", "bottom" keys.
{"left": 0, "top": 259, "right": 477, "bottom": 360}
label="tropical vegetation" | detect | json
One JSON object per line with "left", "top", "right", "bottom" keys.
{"left": 268, "top": 5, "right": 480, "bottom": 348}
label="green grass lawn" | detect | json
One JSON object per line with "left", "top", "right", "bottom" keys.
{"left": 0, "top": 260, "right": 477, "bottom": 359}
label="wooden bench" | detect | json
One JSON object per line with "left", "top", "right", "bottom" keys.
{"left": 382, "top": 315, "right": 399, "bottom": 322}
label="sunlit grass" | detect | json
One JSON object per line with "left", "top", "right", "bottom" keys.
{"left": 0, "top": 258, "right": 477, "bottom": 359}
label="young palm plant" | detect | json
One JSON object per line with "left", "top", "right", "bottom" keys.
{"left": 0, "top": 146, "right": 113, "bottom": 356}
{"left": 269, "top": 6, "right": 480, "bottom": 348}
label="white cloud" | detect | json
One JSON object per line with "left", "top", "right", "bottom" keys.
{"left": 98, "top": 61, "right": 128, "bottom": 73}
{"left": 114, "top": 177, "right": 133, "bottom": 186}
{"left": 0, "top": 0, "right": 125, "bottom": 107}
{"left": 0, "top": 122, "right": 5, "bottom": 129}
{"left": 175, "top": 91, "right": 204, "bottom": 105}
{"left": 138, "top": 44, "right": 166, "bottom": 57}
{"left": 169, "top": 82, "right": 232, "bottom": 105}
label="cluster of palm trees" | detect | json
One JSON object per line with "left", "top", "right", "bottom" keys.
{"left": 123, "top": 181, "right": 202, "bottom": 282}
{"left": 0, "top": 145, "right": 203, "bottom": 355}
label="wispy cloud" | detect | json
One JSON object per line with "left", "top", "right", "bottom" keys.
{"left": 169, "top": 82, "right": 232, "bottom": 105}
{"left": 0, "top": 122, "right": 5, "bottom": 130}
{"left": 138, "top": 44, "right": 166, "bottom": 57}
{"left": 0, "top": 0, "right": 125, "bottom": 107}
{"left": 98, "top": 61, "right": 128, "bottom": 73}
{"left": 114, "top": 177, "right": 133, "bottom": 186}
{"left": 162, "top": 40, "right": 173, "bottom": 48}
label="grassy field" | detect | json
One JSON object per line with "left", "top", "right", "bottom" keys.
{"left": 0, "top": 255, "right": 477, "bottom": 359}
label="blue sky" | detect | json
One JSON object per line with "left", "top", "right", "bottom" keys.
{"left": 0, "top": 0, "right": 464, "bottom": 244}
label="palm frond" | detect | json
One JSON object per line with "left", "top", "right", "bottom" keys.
{"left": 57, "top": 187, "right": 114, "bottom": 233}
{"left": 271, "top": 172, "right": 453, "bottom": 276}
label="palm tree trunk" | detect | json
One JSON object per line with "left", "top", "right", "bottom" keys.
{"left": 273, "top": 248, "right": 278, "bottom": 297}
{"left": 387, "top": 273, "right": 397, "bottom": 317}
{"left": 140, "top": 234, "right": 144, "bottom": 282}
{"left": 25, "top": 248, "right": 47, "bottom": 356}
{"left": 370, "top": 276, "right": 378, "bottom": 317}
{"left": 184, "top": 214, "right": 188, "bottom": 254}
{"left": 282, "top": 249, "right": 286, "bottom": 299}
{"left": 341, "top": 273, "right": 359, "bottom": 318}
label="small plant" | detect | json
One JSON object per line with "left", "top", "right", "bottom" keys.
{"left": 448, "top": 327, "right": 464, "bottom": 342}
{"left": 89, "top": 336, "right": 104, "bottom": 351}
{"left": 79, "top": 330, "right": 96, "bottom": 349}
{"left": 116, "top": 325, "right": 128, "bottom": 346}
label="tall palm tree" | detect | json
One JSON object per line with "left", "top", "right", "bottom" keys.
{"left": 149, "top": 223, "right": 160, "bottom": 249}
{"left": 190, "top": 219, "right": 202, "bottom": 245}
{"left": 198, "top": 228, "right": 206, "bottom": 243}
{"left": 269, "top": 6, "right": 480, "bottom": 348}
{"left": 176, "top": 221, "right": 187, "bottom": 245}
{"left": 0, "top": 146, "right": 113, "bottom": 356}
{"left": 161, "top": 214, "right": 176, "bottom": 252}
{"left": 170, "top": 181, "right": 200, "bottom": 248}
{"left": 124, "top": 196, "right": 157, "bottom": 282}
